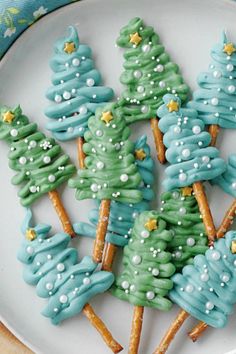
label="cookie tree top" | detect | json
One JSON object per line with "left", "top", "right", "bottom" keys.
{"left": 159, "top": 188, "right": 208, "bottom": 269}
{"left": 169, "top": 231, "right": 236, "bottom": 328}
{"left": 113, "top": 211, "right": 176, "bottom": 310}
{"left": 69, "top": 103, "right": 142, "bottom": 204}
{"left": 157, "top": 94, "right": 226, "bottom": 190}
{"left": 18, "top": 210, "right": 114, "bottom": 325}
{"left": 73, "top": 135, "right": 155, "bottom": 247}
{"left": 189, "top": 32, "right": 236, "bottom": 128}
{"left": 0, "top": 105, "right": 75, "bottom": 206}
{"left": 116, "top": 17, "right": 189, "bottom": 123}
{"left": 45, "top": 26, "right": 114, "bottom": 141}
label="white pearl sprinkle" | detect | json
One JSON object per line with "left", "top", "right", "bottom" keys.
{"left": 205, "top": 301, "right": 214, "bottom": 310}
{"left": 120, "top": 174, "right": 129, "bottom": 182}
{"left": 57, "top": 263, "right": 65, "bottom": 272}
{"left": 46, "top": 283, "right": 53, "bottom": 290}
{"left": 185, "top": 284, "right": 194, "bottom": 293}
{"left": 10, "top": 129, "right": 18, "bottom": 137}
{"left": 26, "top": 246, "right": 34, "bottom": 255}
{"left": 48, "top": 174, "right": 56, "bottom": 183}
{"left": 91, "top": 183, "right": 98, "bottom": 192}
{"left": 121, "top": 280, "right": 129, "bottom": 289}
{"left": 55, "top": 94, "right": 62, "bottom": 103}
{"left": 227, "top": 63, "right": 234, "bottom": 71}
{"left": 132, "top": 255, "right": 142, "bottom": 265}
{"left": 59, "top": 295, "right": 68, "bottom": 304}
{"left": 86, "top": 78, "right": 95, "bottom": 87}
{"left": 133, "top": 70, "right": 142, "bottom": 78}
{"left": 141, "top": 230, "right": 150, "bottom": 238}
{"left": 72, "top": 58, "right": 80, "bottom": 66}
{"left": 200, "top": 273, "right": 209, "bottom": 282}
{"left": 146, "top": 291, "right": 155, "bottom": 300}
{"left": 228, "top": 85, "right": 235, "bottom": 93}
{"left": 187, "top": 237, "right": 195, "bottom": 246}
{"left": 83, "top": 277, "right": 91, "bottom": 285}
{"left": 96, "top": 161, "right": 104, "bottom": 169}
{"left": 152, "top": 268, "right": 159, "bottom": 276}
{"left": 211, "top": 97, "right": 219, "bottom": 106}
{"left": 43, "top": 156, "right": 51, "bottom": 164}
{"left": 63, "top": 91, "right": 71, "bottom": 100}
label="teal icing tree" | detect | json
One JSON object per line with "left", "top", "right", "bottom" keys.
{"left": 45, "top": 25, "right": 114, "bottom": 142}
{"left": 69, "top": 102, "right": 142, "bottom": 263}
{"left": 159, "top": 188, "right": 208, "bottom": 270}
{"left": 188, "top": 32, "right": 236, "bottom": 146}
{"left": 0, "top": 105, "right": 75, "bottom": 236}
{"left": 117, "top": 17, "right": 189, "bottom": 163}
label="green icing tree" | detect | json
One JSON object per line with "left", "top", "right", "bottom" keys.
{"left": 159, "top": 188, "right": 208, "bottom": 270}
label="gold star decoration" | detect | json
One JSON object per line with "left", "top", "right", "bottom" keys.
{"left": 26, "top": 228, "right": 36, "bottom": 241}
{"left": 223, "top": 42, "right": 236, "bottom": 56}
{"left": 135, "top": 149, "right": 147, "bottom": 161}
{"left": 166, "top": 100, "right": 179, "bottom": 113}
{"left": 231, "top": 240, "right": 236, "bottom": 254}
{"left": 129, "top": 32, "right": 142, "bottom": 46}
{"left": 64, "top": 41, "right": 76, "bottom": 54}
{"left": 101, "top": 111, "right": 113, "bottom": 124}
{"left": 181, "top": 187, "right": 193, "bottom": 197}
{"left": 2, "top": 111, "right": 15, "bottom": 124}
{"left": 145, "top": 218, "right": 158, "bottom": 232}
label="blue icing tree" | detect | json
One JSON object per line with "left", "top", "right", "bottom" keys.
{"left": 17, "top": 210, "right": 114, "bottom": 325}
{"left": 157, "top": 94, "right": 226, "bottom": 191}
{"left": 169, "top": 231, "right": 236, "bottom": 328}
{"left": 73, "top": 135, "right": 155, "bottom": 247}
{"left": 45, "top": 26, "right": 114, "bottom": 141}
{"left": 188, "top": 32, "right": 236, "bottom": 145}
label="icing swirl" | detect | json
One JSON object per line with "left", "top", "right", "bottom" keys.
{"left": 73, "top": 135, "right": 155, "bottom": 246}
{"left": 157, "top": 94, "right": 226, "bottom": 190}
{"left": 189, "top": 32, "right": 236, "bottom": 128}
{"left": 0, "top": 105, "right": 76, "bottom": 206}
{"left": 18, "top": 210, "right": 114, "bottom": 325}
{"left": 45, "top": 26, "right": 114, "bottom": 141}
{"left": 116, "top": 17, "right": 189, "bottom": 123}
{"left": 213, "top": 154, "right": 236, "bottom": 198}
{"left": 159, "top": 189, "right": 208, "bottom": 269}
{"left": 69, "top": 103, "right": 142, "bottom": 203}
{"left": 112, "top": 211, "right": 175, "bottom": 310}
{"left": 170, "top": 231, "right": 236, "bottom": 328}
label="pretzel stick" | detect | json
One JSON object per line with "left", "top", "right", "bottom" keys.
{"left": 208, "top": 124, "right": 220, "bottom": 147}
{"left": 93, "top": 199, "right": 111, "bottom": 263}
{"left": 129, "top": 306, "right": 144, "bottom": 354}
{"left": 188, "top": 321, "right": 208, "bottom": 342}
{"left": 49, "top": 192, "right": 122, "bottom": 352}
{"left": 48, "top": 190, "right": 76, "bottom": 237}
{"left": 153, "top": 309, "right": 190, "bottom": 354}
{"left": 83, "top": 304, "right": 123, "bottom": 353}
{"left": 193, "top": 182, "right": 216, "bottom": 246}
{"left": 102, "top": 243, "right": 117, "bottom": 271}
{"left": 150, "top": 117, "right": 166, "bottom": 164}
{"left": 77, "top": 137, "right": 86, "bottom": 169}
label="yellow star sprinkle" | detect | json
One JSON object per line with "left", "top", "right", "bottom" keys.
{"left": 64, "top": 42, "right": 76, "bottom": 54}
{"left": 181, "top": 187, "right": 193, "bottom": 197}
{"left": 2, "top": 111, "right": 15, "bottom": 124}
{"left": 166, "top": 100, "right": 179, "bottom": 112}
{"left": 231, "top": 240, "right": 236, "bottom": 254}
{"left": 223, "top": 42, "right": 236, "bottom": 56}
{"left": 145, "top": 219, "right": 158, "bottom": 232}
{"left": 26, "top": 228, "right": 36, "bottom": 241}
{"left": 129, "top": 32, "right": 142, "bottom": 46}
{"left": 135, "top": 149, "right": 147, "bottom": 161}
{"left": 101, "top": 111, "right": 113, "bottom": 124}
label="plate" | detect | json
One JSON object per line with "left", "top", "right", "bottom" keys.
{"left": 0, "top": 0, "right": 236, "bottom": 353}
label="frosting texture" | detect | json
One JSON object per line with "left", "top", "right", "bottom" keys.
{"left": 73, "top": 135, "right": 155, "bottom": 246}
{"left": 189, "top": 32, "right": 236, "bottom": 128}
{"left": 170, "top": 231, "right": 236, "bottom": 328}
{"left": 45, "top": 26, "right": 114, "bottom": 141}
{"left": 213, "top": 154, "right": 236, "bottom": 198}
{"left": 117, "top": 17, "right": 189, "bottom": 123}
{"left": 157, "top": 94, "right": 226, "bottom": 190}
{"left": 0, "top": 105, "right": 75, "bottom": 206}
{"left": 18, "top": 210, "right": 114, "bottom": 325}
{"left": 69, "top": 103, "right": 142, "bottom": 203}
{"left": 112, "top": 211, "right": 175, "bottom": 310}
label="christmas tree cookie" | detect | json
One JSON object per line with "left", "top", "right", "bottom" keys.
{"left": 159, "top": 188, "right": 208, "bottom": 269}
{"left": 189, "top": 32, "right": 236, "bottom": 146}
{"left": 0, "top": 105, "right": 75, "bottom": 236}
{"left": 17, "top": 210, "right": 122, "bottom": 353}
{"left": 73, "top": 135, "right": 154, "bottom": 253}
{"left": 117, "top": 17, "right": 189, "bottom": 163}
{"left": 113, "top": 211, "right": 175, "bottom": 353}
{"left": 157, "top": 94, "right": 226, "bottom": 243}
{"left": 69, "top": 103, "right": 142, "bottom": 263}
{"left": 45, "top": 26, "right": 114, "bottom": 166}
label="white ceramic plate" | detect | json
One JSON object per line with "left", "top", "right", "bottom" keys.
{"left": 1, "top": 0, "right": 236, "bottom": 353}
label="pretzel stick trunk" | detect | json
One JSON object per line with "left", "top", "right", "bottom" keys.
{"left": 187, "top": 199, "right": 236, "bottom": 342}
{"left": 49, "top": 192, "right": 122, "bottom": 353}
{"left": 77, "top": 136, "right": 86, "bottom": 169}
{"left": 102, "top": 243, "right": 118, "bottom": 271}
{"left": 150, "top": 117, "right": 166, "bottom": 164}
{"left": 192, "top": 182, "right": 216, "bottom": 246}
{"left": 128, "top": 306, "right": 144, "bottom": 354}
{"left": 93, "top": 199, "right": 111, "bottom": 263}
{"left": 48, "top": 190, "right": 76, "bottom": 237}
{"left": 208, "top": 124, "right": 220, "bottom": 147}
{"left": 153, "top": 310, "right": 190, "bottom": 354}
